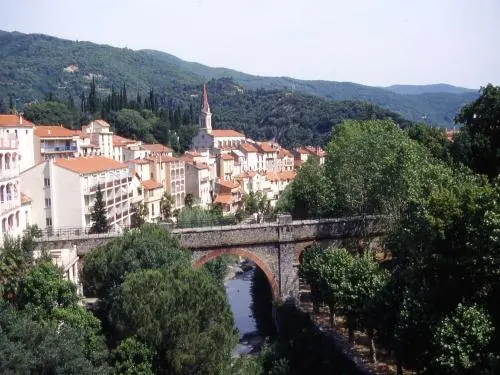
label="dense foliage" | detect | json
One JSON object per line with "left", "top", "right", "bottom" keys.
{"left": 288, "top": 87, "right": 500, "bottom": 373}
{"left": 81, "top": 224, "right": 237, "bottom": 374}
{"left": 0, "top": 235, "right": 110, "bottom": 373}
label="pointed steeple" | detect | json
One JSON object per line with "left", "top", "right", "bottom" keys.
{"left": 199, "top": 83, "right": 212, "bottom": 134}
{"left": 201, "top": 82, "right": 210, "bottom": 113}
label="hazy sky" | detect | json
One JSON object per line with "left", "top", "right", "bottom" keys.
{"left": 2, "top": 0, "right": 499, "bottom": 88}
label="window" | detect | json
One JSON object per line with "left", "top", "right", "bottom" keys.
{"left": 46, "top": 217, "right": 52, "bottom": 226}
{"left": 44, "top": 178, "right": 50, "bottom": 187}
{"left": 151, "top": 203, "right": 155, "bottom": 216}
{"left": 45, "top": 198, "right": 51, "bottom": 208}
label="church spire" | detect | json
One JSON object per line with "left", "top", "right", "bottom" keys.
{"left": 201, "top": 82, "right": 210, "bottom": 113}
{"left": 199, "top": 82, "right": 212, "bottom": 133}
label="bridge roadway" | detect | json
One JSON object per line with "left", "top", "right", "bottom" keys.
{"left": 35, "top": 214, "right": 388, "bottom": 301}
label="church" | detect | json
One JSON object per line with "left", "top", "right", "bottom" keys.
{"left": 191, "top": 83, "right": 246, "bottom": 152}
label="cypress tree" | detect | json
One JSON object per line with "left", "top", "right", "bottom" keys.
{"left": 89, "top": 185, "right": 109, "bottom": 234}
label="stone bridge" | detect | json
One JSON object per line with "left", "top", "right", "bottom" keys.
{"left": 35, "top": 215, "right": 388, "bottom": 301}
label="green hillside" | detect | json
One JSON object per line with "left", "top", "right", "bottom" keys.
{"left": 385, "top": 83, "right": 476, "bottom": 95}
{"left": 0, "top": 30, "right": 478, "bottom": 126}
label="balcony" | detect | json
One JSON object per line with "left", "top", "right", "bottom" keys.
{"left": 0, "top": 200, "right": 19, "bottom": 215}
{"left": 0, "top": 168, "right": 19, "bottom": 182}
{"left": 41, "top": 145, "right": 78, "bottom": 153}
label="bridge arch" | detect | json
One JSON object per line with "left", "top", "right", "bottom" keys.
{"left": 193, "top": 248, "right": 279, "bottom": 301}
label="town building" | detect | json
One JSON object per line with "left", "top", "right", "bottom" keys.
{"left": 185, "top": 161, "right": 211, "bottom": 208}
{"left": 214, "top": 179, "right": 242, "bottom": 215}
{"left": 0, "top": 133, "right": 24, "bottom": 241}
{"left": 20, "top": 156, "right": 133, "bottom": 231}
{"left": 34, "top": 125, "right": 80, "bottom": 161}
{"left": 0, "top": 114, "right": 36, "bottom": 172}
{"left": 191, "top": 83, "right": 246, "bottom": 152}
{"left": 140, "top": 179, "right": 164, "bottom": 222}
{"left": 143, "top": 143, "right": 173, "bottom": 157}
{"left": 81, "top": 120, "right": 114, "bottom": 158}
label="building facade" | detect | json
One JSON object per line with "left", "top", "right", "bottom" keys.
{"left": 0, "top": 115, "right": 36, "bottom": 172}
{"left": 20, "top": 156, "right": 133, "bottom": 231}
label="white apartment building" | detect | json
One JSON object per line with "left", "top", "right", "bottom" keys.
{"left": 34, "top": 125, "right": 80, "bottom": 161}
{"left": 0, "top": 114, "right": 36, "bottom": 172}
{"left": 140, "top": 179, "right": 164, "bottom": 222}
{"left": 149, "top": 156, "right": 185, "bottom": 210}
{"left": 0, "top": 134, "right": 24, "bottom": 241}
{"left": 20, "top": 156, "right": 133, "bottom": 231}
{"left": 185, "top": 161, "right": 211, "bottom": 208}
{"left": 82, "top": 120, "right": 114, "bottom": 158}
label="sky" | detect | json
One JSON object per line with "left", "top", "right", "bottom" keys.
{"left": 2, "top": 0, "right": 499, "bottom": 88}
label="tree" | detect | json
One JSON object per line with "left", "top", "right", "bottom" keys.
{"left": 299, "top": 244, "right": 327, "bottom": 314}
{"left": 325, "top": 119, "right": 435, "bottom": 219}
{"left": 285, "top": 158, "right": 330, "bottom": 219}
{"left": 184, "top": 193, "right": 195, "bottom": 208}
{"left": 111, "top": 266, "right": 238, "bottom": 375}
{"left": 405, "top": 122, "right": 450, "bottom": 161}
{"left": 112, "top": 337, "right": 154, "bottom": 375}
{"left": 18, "top": 261, "right": 78, "bottom": 314}
{"left": 113, "top": 108, "right": 153, "bottom": 141}
{"left": 160, "top": 192, "right": 175, "bottom": 221}
{"left": 0, "top": 301, "right": 109, "bottom": 374}
{"left": 0, "top": 235, "right": 35, "bottom": 302}
{"left": 89, "top": 185, "right": 109, "bottom": 234}
{"left": 451, "top": 84, "right": 500, "bottom": 180}
{"left": 131, "top": 202, "right": 148, "bottom": 228}
{"left": 23, "top": 100, "right": 80, "bottom": 128}
{"left": 82, "top": 224, "right": 189, "bottom": 303}
{"left": 432, "top": 304, "right": 494, "bottom": 374}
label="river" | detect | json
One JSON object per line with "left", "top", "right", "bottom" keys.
{"left": 225, "top": 268, "right": 260, "bottom": 356}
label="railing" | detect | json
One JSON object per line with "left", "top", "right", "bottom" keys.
{"left": 41, "top": 145, "right": 77, "bottom": 153}
{"left": 0, "top": 200, "right": 19, "bottom": 215}
{"left": 0, "top": 168, "right": 19, "bottom": 181}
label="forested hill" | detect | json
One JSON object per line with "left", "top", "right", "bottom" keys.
{"left": 0, "top": 30, "right": 478, "bottom": 126}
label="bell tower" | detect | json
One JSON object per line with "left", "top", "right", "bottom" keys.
{"left": 199, "top": 82, "right": 212, "bottom": 134}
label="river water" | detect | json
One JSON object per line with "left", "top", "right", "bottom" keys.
{"left": 225, "top": 268, "right": 259, "bottom": 355}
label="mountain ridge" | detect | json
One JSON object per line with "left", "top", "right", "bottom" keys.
{"left": 0, "top": 29, "right": 479, "bottom": 126}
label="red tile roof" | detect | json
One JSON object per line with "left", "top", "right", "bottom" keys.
{"left": 34, "top": 125, "right": 79, "bottom": 138}
{"left": 217, "top": 179, "right": 240, "bottom": 189}
{"left": 54, "top": 156, "right": 128, "bottom": 174}
{"left": 214, "top": 193, "right": 232, "bottom": 205}
{"left": 0, "top": 115, "right": 34, "bottom": 128}
{"left": 21, "top": 193, "right": 32, "bottom": 205}
{"left": 132, "top": 158, "right": 150, "bottom": 165}
{"left": 219, "top": 153, "right": 235, "bottom": 160}
{"left": 278, "top": 148, "right": 292, "bottom": 158}
{"left": 211, "top": 129, "right": 245, "bottom": 138}
{"left": 143, "top": 143, "right": 173, "bottom": 153}
{"left": 266, "top": 171, "right": 297, "bottom": 182}
{"left": 187, "top": 161, "right": 208, "bottom": 170}
{"left": 113, "top": 135, "right": 136, "bottom": 147}
{"left": 240, "top": 143, "right": 258, "bottom": 153}
{"left": 141, "top": 179, "right": 163, "bottom": 190}
{"left": 258, "top": 142, "right": 276, "bottom": 153}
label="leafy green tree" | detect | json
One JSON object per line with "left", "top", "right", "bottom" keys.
{"left": 160, "top": 192, "right": 175, "bottom": 221}
{"left": 89, "top": 185, "right": 109, "bottom": 234}
{"left": 131, "top": 201, "right": 148, "bottom": 228}
{"left": 111, "top": 266, "right": 238, "bottom": 375}
{"left": 82, "top": 224, "right": 189, "bottom": 303}
{"left": 0, "top": 301, "right": 110, "bottom": 374}
{"left": 184, "top": 193, "right": 195, "bottom": 208}
{"left": 23, "top": 100, "right": 80, "bottom": 128}
{"left": 450, "top": 84, "right": 500, "bottom": 180}
{"left": 18, "top": 260, "right": 78, "bottom": 313}
{"left": 432, "top": 304, "right": 494, "bottom": 374}
{"left": 286, "top": 158, "right": 330, "bottom": 219}
{"left": 299, "top": 244, "right": 326, "bottom": 314}
{"left": 113, "top": 108, "right": 153, "bottom": 141}
{"left": 244, "top": 191, "right": 260, "bottom": 214}
{"left": 405, "top": 122, "right": 450, "bottom": 161}
{"left": 203, "top": 256, "right": 230, "bottom": 284}
{"left": 325, "top": 119, "right": 434, "bottom": 218}
{"left": 112, "top": 336, "right": 154, "bottom": 375}
{"left": 0, "top": 235, "right": 35, "bottom": 302}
